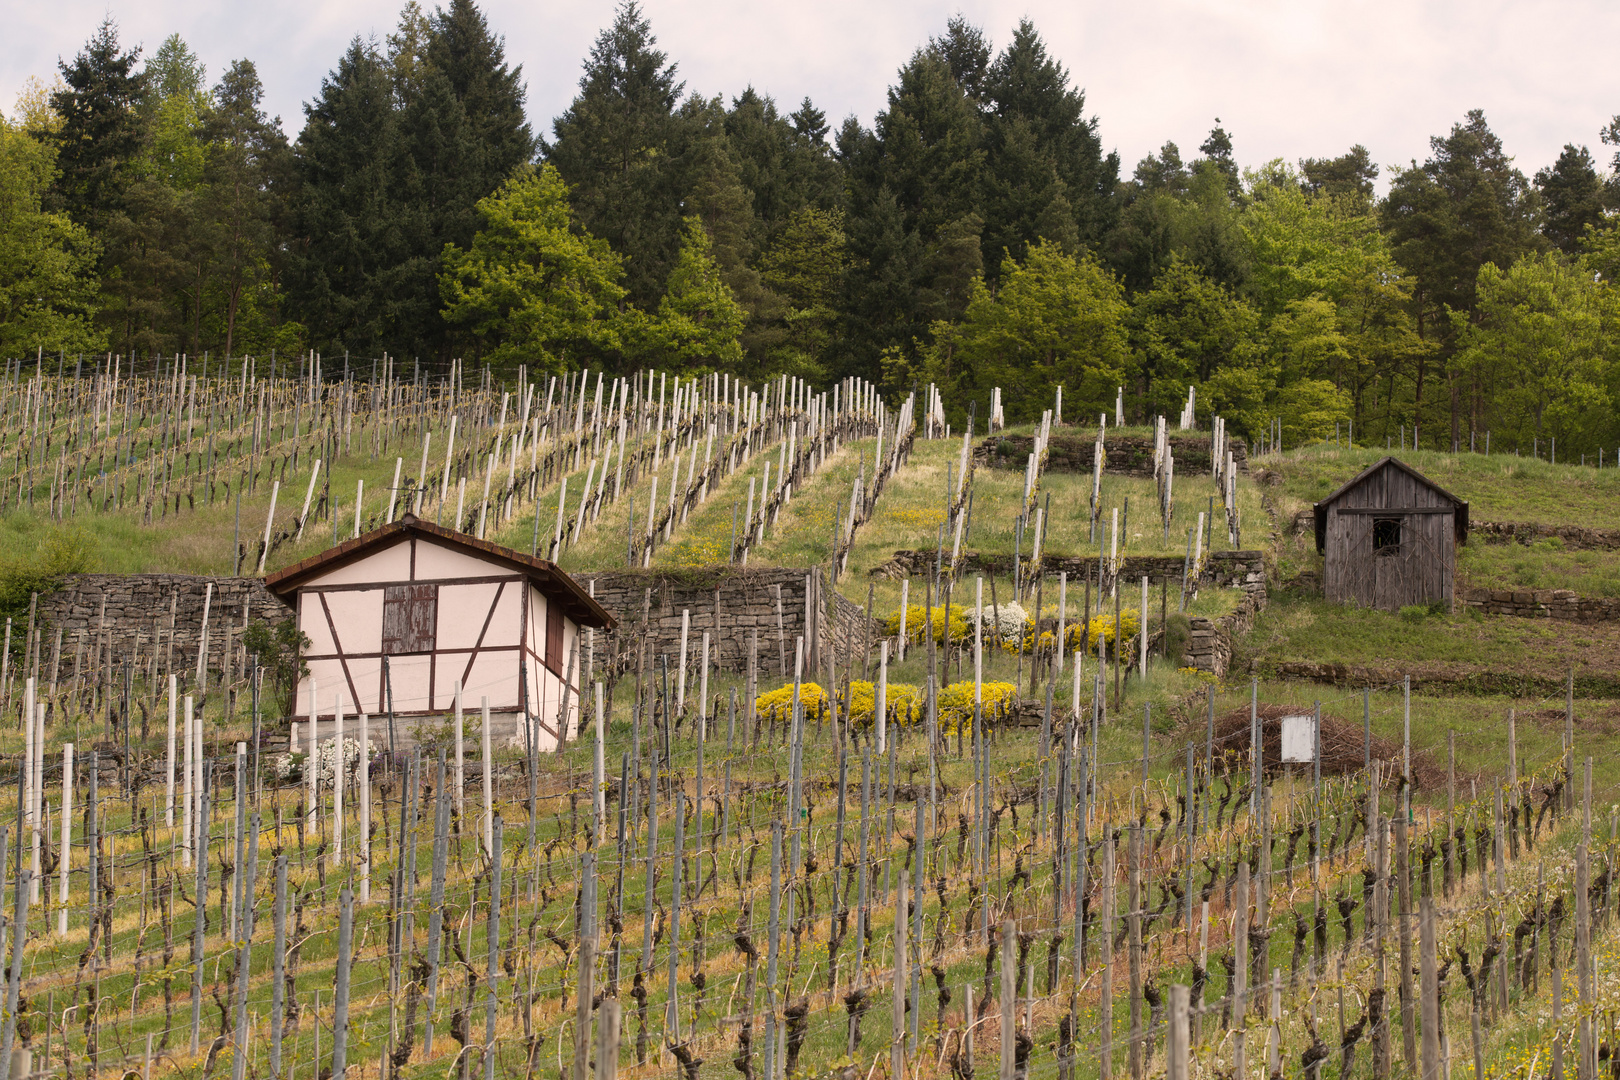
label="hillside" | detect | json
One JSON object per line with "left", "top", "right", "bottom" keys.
{"left": 3, "top": 368, "right": 1619, "bottom": 1080}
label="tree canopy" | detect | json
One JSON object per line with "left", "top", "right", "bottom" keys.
{"left": 6, "top": 4, "right": 1620, "bottom": 461}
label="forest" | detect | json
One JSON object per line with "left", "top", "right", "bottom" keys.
{"left": 5, "top": 0, "right": 1620, "bottom": 456}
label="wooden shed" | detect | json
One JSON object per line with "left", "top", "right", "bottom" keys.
{"left": 265, "top": 513, "right": 615, "bottom": 749}
{"left": 1313, "top": 457, "right": 1469, "bottom": 611}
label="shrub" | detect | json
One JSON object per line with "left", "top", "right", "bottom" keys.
{"left": 937, "top": 680, "right": 1017, "bottom": 735}
{"left": 845, "top": 680, "right": 922, "bottom": 726}
{"left": 1059, "top": 609, "right": 1142, "bottom": 655}
{"left": 243, "top": 618, "right": 312, "bottom": 717}
{"left": 754, "top": 682, "right": 827, "bottom": 724}
{"left": 882, "top": 603, "right": 969, "bottom": 646}
{"left": 0, "top": 528, "right": 90, "bottom": 627}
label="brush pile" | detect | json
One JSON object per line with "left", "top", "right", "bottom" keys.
{"left": 1206, "top": 703, "right": 1445, "bottom": 788}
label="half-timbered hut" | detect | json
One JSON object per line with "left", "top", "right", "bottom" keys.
{"left": 1314, "top": 457, "right": 1468, "bottom": 611}
{"left": 265, "top": 513, "right": 615, "bottom": 749}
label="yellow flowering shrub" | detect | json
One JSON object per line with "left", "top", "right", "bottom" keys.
{"left": 845, "top": 680, "right": 923, "bottom": 726}
{"left": 754, "top": 682, "right": 826, "bottom": 724}
{"left": 937, "top": 680, "right": 1017, "bottom": 735}
{"left": 883, "top": 603, "right": 969, "bottom": 646}
{"left": 1061, "top": 609, "right": 1141, "bottom": 654}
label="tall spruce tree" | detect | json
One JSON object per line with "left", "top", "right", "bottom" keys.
{"left": 287, "top": 39, "right": 407, "bottom": 353}
{"left": 423, "top": 0, "right": 535, "bottom": 190}
{"left": 200, "top": 59, "right": 293, "bottom": 356}
{"left": 546, "top": 1, "right": 686, "bottom": 307}
{"left": 49, "top": 18, "right": 149, "bottom": 232}
{"left": 838, "top": 41, "right": 985, "bottom": 384}
{"left": 724, "top": 89, "right": 841, "bottom": 245}
{"left": 980, "top": 19, "right": 1118, "bottom": 272}
{"left": 391, "top": 64, "right": 482, "bottom": 353}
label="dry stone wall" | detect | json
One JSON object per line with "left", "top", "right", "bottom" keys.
{"left": 1183, "top": 592, "right": 1263, "bottom": 678}
{"left": 39, "top": 565, "right": 882, "bottom": 689}
{"left": 38, "top": 574, "right": 289, "bottom": 680}
{"left": 572, "top": 565, "right": 882, "bottom": 677}
{"left": 1461, "top": 587, "right": 1620, "bottom": 622}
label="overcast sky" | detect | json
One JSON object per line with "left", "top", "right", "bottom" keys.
{"left": 6, "top": 0, "right": 1617, "bottom": 186}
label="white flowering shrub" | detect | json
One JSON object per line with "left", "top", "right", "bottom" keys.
{"left": 268, "top": 736, "right": 368, "bottom": 784}
{"left": 970, "top": 601, "right": 1030, "bottom": 641}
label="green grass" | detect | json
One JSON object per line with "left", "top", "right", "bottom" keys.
{"left": 0, "top": 424, "right": 510, "bottom": 576}
{"left": 1261, "top": 444, "right": 1620, "bottom": 595}
{"left": 1235, "top": 593, "right": 1620, "bottom": 687}
{"left": 1457, "top": 536, "right": 1620, "bottom": 596}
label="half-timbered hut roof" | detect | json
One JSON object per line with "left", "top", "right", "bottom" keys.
{"left": 265, "top": 513, "right": 616, "bottom": 629}
{"left": 1312, "top": 457, "right": 1469, "bottom": 553}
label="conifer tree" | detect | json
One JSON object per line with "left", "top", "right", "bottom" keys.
{"left": 287, "top": 39, "right": 406, "bottom": 353}
{"left": 648, "top": 217, "right": 745, "bottom": 368}
{"left": 49, "top": 18, "right": 149, "bottom": 231}
{"left": 200, "top": 59, "right": 294, "bottom": 356}
{"left": 980, "top": 19, "right": 1117, "bottom": 271}
{"left": 424, "top": 0, "right": 535, "bottom": 189}
{"left": 546, "top": 1, "right": 687, "bottom": 307}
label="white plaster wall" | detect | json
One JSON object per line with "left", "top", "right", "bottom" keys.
{"left": 415, "top": 538, "right": 504, "bottom": 580}
{"left": 321, "top": 589, "right": 385, "bottom": 654}
{"left": 386, "top": 653, "right": 434, "bottom": 713}
{"left": 437, "top": 580, "right": 507, "bottom": 650}
{"left": 302, "top": 540, "right": 411, "bottom": 587}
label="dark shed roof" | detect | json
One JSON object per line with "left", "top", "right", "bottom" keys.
{"left": 1313, "top": 457, "right": 1469, "bottom": 553}
{"left": 264, "top": 513, "right": 616, "bottom": 629}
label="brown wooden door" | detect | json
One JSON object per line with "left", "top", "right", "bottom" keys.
{"left": 382, "top": 584, "right": 438, "bottom": 654}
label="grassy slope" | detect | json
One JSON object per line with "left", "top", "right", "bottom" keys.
{"left": 1236, "top": 596, "right": 1620, "bottom": 681}
{"left": 12, "top": 417, "right": 1620, "bottom": 1079}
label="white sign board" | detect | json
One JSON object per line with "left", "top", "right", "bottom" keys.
{"left": 1280, "top": 714, "right": 1317, "bottom": 763}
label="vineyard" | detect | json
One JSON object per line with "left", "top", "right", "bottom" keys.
{"left": 0, "top": 354, "right": 1613, "bottom": 1080}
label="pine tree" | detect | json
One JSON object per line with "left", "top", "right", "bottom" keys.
{"left": 1535, "top": 144, "right": 1607, "bottom": 254}
{"left": 1382, "top": 110, "right": 1541, "bottom": 447}
{"left": 546, "top": 1, "right": 686, "bottom": 307}
{"left": 1300, "top": 145, "right": 1378, "bottom": 202}
{"left": 49, "top": 17, "right": 149, "bottom": 231}
{"left": 1197, "top": 121, "right": 1241, "bottom": 199}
